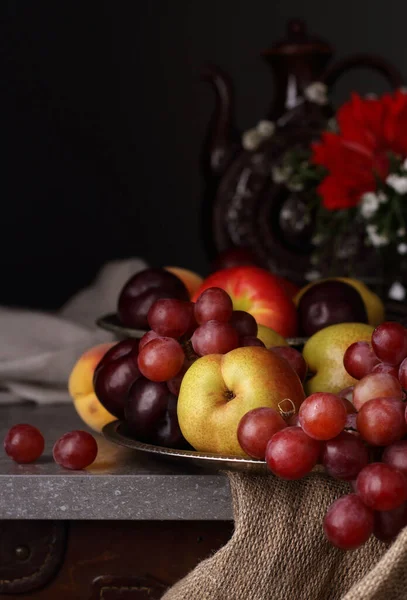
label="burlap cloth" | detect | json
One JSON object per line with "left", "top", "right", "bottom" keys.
{"left": 162, "top": 471, "right": 407, "bottom": 600}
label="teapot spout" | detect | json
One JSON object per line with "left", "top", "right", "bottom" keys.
{"left": 201, "top": 63, "right": 239, "bottom": 176}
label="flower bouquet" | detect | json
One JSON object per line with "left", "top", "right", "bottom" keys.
{"left": 270, "top": 88, "right": 407, "bottom": 299}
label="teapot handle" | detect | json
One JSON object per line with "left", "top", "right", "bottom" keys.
{"left": 322, "top": 53, "right": 404, "bottom": 90}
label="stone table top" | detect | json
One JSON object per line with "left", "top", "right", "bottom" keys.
{"left": 0, "top": 402, "right": 232, "bottom": 521}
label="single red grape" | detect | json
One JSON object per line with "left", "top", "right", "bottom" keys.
{"left": 372, "top": 322, "right": 407, "bottom": 365}
{"left": 183, "top": 303, "right": 198, "bottom": 338}
{"left": 138, "top": 337, "right": 184, "bottom": 381}
{"left": 139, "top": 330, "right": 160, "bottom": 351}
{"left": 4, "top": 424, "right": 45, "bottom": 463}
{"left": 357, "top": 397, "right": 407, "bottom": 446}
{"left": 286, "top": 414, "right": 300, "bottom": 427}
{"left": 229, "top": 310, "right": 258, "bottom": 337}
{"left": 373, "top": 502, "right": 407, "bottom": 542}
{"left": 239, "top": 336, "right": 265, "bottom": 348}
{"left": 270, "top": 346, "right": 308, "bottom": 381}
{"left": 382, "top": 440, "right": 407, "bottom": 478}
{"left": 191, "top": 321, "right": 239, "bottom": 356}
{"left": 356, "top": 463, "right": 407, "bottom": 511}
{"left": 371, "top": 362, "right": 399, "bottom": 378}
{"left": 323, "top": 494, "right": 374, "bottom": 550}
{"left": 147, "top": 299, "right": 193, "bottom": 338}
{"left": 53, "top": 431, "right": 98, "bottom": 470}
{"left": 194, "top": 287, "right": 233, "bottom": 324}
{"left": 343, "top": 341, "right": 380, "bottom": 380}
{"left": 237, "top": 407, "right": 287, "bottom": 459}
{"left": 321, "top": 431, "right": 369, "bottom": 481}
{"left": 353, "top": 372, "right": 404, "bottom": 411}
{"left": 398, "top": 357, "right": 407, "bottom": 390}
{"left": 299, "top": 393, "right": 347, "bottom": 441}
{"left": 265, "top": 427, "right": 321, "bottom": 479}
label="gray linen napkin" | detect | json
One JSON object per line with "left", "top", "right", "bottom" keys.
{"left": 0, "top": 258, "right": 147, "bottom": 404}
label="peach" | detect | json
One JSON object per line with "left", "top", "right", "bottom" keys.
{"left": 164, "top": 266, "right": 204, "bottom": 299}
{"left": 68, "top": 343, "right": 116, "bottom": 432}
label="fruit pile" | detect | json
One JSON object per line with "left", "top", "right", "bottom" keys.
{"left": 57, "top": 261, "right": 407, "bottom": 548}
{"left": 93, "top": 282, "right": 306, "bottom": 449}
{"left": 238, "top": 321, "right": 407, "bottom": 550}
{"left": 117, "top": 265, "right": 386, "bottom": 340}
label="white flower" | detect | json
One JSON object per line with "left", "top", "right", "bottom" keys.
{"left": 386, "top": 174, "right": 407, "bottom": 195}
{"left": 327, "top": 118, "right": 338, "bottom": 132}
{"left": 365, "top": 93, "right": 378, "bottom": 100}
{"left": 366, "top": 224, "right": 390, "bottom": 247}
{"left": 271, "top": 165, "right": 292, "bottom": 184}
{"left": 242, "top": 128, "right": 262, "bottom": 151}
{"left": 378, "top": 191, "right": 388, "bottom": 204}
{"left": 304, "top": 82, "right": 328, "bottom": 106}
{"left": 256, "top": 120, "right": 275, "bottom": 138}
{"left": 311, "top": 233, "right": 325, "bottom": 246}
{"left": 402, "top": 159, "right": 407, "bottom": 171}
{"left": 399, "top": 87, "right": 407, "bottom": 94}
{"left": 398, "top": 243, "right": 407, "bottom": 255}
{"left": 305, "top": 270, "right": 321, "bottom": 281}
{"left": 360, "top": 192, "right": 380, "bottom": 218}
{"left": 388, "top": 281, "right": 406, "bottom": 301}
{"left": 242, "top": 120, "right": 276, "bottom": 151}
{"left": 281, "top": 207, "right": 294, "bottom": 220}
{"left": 287, "top": 181, "right": 304, "bottom": 192}
{"left": 398, "top": 227, "right": 406, "bottom": 237}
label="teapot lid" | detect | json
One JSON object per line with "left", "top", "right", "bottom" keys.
{"left": 262, "top": 19, "right": 332, "bottom": 56}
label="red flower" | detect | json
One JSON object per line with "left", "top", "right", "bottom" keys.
{"left": 312, "top": 90, "right": 407, "bottom": 210}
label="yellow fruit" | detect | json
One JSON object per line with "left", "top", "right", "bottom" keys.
{"left": 303, "top": 322, "right": 374, "bottom": 396}
{"left": 256, "top": 324, "right": 289, "bottom": 348}
{"left": 164, "top": 266, "right": 204, "bottom": 299}
{"left": 294, "top": 278, "right": 384, "bottom": 327}
{"left": 177, "top": 347, "right": 305, "bottom": 456}
{"left": 68, "top": 343, "right": 116, "bottom": 432}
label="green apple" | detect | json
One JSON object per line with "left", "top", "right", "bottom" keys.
{"left": 177, "top": 346, "right": 305, "bottom": 456}
{"left": 303, "top": 322, "right": 374, "bottom": 395}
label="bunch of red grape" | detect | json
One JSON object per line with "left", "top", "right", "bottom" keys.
{"left": 4, "top": 424, "right": 98, "bottom": 470}
{"left": 238, "top": 321, "right": 407, "bottom": 550}
{"left": 138, "top": 287, "right": 266, "bottom": 386}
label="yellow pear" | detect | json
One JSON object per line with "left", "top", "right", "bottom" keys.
{"left": 256, "top": 324, "right": 289, "bottom": 348}
{"left": 303, "top": 322, "right": 374, "bottom": 396}
{"left": 294, "top": 278, "right": 384, "bottom": 326}
{"left": 177, "top": 347, "right": 305, "bottom": 456}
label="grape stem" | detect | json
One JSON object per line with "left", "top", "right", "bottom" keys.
{"left": 278, "top": 398, "right": 296, "bottom": 419}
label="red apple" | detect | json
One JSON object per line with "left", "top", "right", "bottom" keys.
{"left": 192, "top": 266, "right": 297, "bottom": 338}
{"left": 177, "top": 346, "right": 305, "bottom": 456}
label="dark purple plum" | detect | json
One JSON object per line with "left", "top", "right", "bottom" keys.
{"left": 298, "top": 280, "right": 368, "bottom": 337}
{"left": 125, "top": 378, "right": 188, "bottom": 448}
{"left": 93, "top": 339, "right": 140, "bottom": 419}
{"left": 118, "top": 268, "right": 189, "bottom": 329}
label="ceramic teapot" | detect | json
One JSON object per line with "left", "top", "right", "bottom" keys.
{"left": 201, "top": 19, "right": 403, "bottom": 285}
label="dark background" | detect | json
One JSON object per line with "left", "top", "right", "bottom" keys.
{"left": 1, "top": 0, "right": 406, "bottom": 309}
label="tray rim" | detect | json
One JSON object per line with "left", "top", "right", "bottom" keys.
{"left": 102, "top": 420, "right": 268, "bottom": 469}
